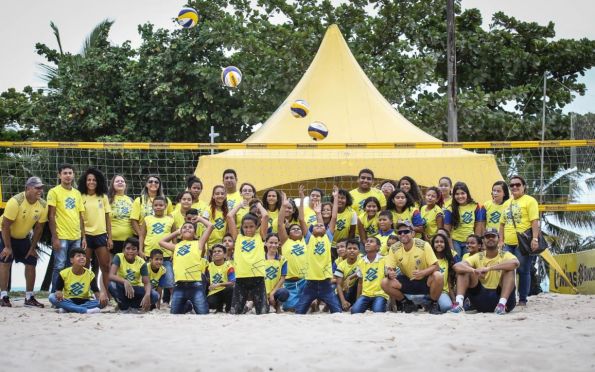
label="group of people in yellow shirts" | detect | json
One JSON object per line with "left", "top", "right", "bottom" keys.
{"left": 0, "top": 165, "right": 542, "bottom": 315}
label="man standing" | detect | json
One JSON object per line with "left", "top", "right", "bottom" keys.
{"left": 223, "top": 169, "right": 242, "bottom": 210}
{"left": 0, "top": 177, "right": 48, "bottom": 307}
{"left": 349, "top": 168, "right": 386, "bottom": 214}
{"left": 451, "top": 228, "right": 519, "bottom": 314}
{"left": 47, "top": 164, "right": 86, "bottom": 293}
{"left": 382, "top": 221, "right": 443, "bottom": 314}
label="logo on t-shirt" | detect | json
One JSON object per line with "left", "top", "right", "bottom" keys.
{"left": 125, "top": 269, "right": 135, "bottom": 281}
{"left": 70, "top": 282, "right": 84, "bottom": 296}
{"left": 462, "top": 211, "right": 473, "bottom": 224}
{"left": 177, "top": 244, "right": 191, "bottom": 256}
{"left": 65, "top": 197, "right": 76, "bottom": 210}
{"left": 489, "top": 211, "right": 501, "bottom": 224}
{"left": 365, "top": 267, "right": 378, "bottom": 282}
{"left": 227, "top": 200, "right": 236, "bottom": 209}
{"left": 358, "top": 199, "right": 366, "bottom": 210}
{"left": 291, "top": 244, "right": 305, "bottom": 256}
{"left": 212, "top": 273, "right": 223, "bottom": 284}
{"left": 265, "top": 266, "right": 279, "bottom": 280}
{"left": 241, "top": 240, "right": 256, "bottom": 253}
{"left": 151, "top": 223, "right": 166, "bottom": 234}
{"left": 336, "top": 220, "right": 346, "bottom": 231}
{"left": 214, "top": 217, "right": 225, "bottom": 230}
{"left": 314, "top": 242, "right": 325, "bottom": 255}
{"left": 307, "top": 215, "right": 317, "bottom": 224}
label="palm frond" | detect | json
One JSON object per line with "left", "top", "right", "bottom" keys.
{"left": 81, "top": 19, "right": 114, "bottom": 57}
{"left": 50, "top": 21, "right": 64, "bottom": 55}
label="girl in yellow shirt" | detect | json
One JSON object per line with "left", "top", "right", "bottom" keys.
{"left": 207, "top": 185, "right": 229, "bottom": 249}
{"left": 263, "top": 189, "right": 282, "bottom": 234}
{"left": 108, "top": 175, "right": 134, "bottom": 256}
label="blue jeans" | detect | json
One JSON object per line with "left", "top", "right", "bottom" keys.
{"left": 48, "top": 293, "right": 99, "bottom": 314}
{"left": 161, "top": 259, "right": 175, "bottom": 289}
{"left": 504, "top": 244, "right": 531, "bottom": 302}
{"left": 350, "top": 296, "right": 387, "bottom": 313}
{"left": 283, "top": 278, "right": 306, "bottom": 311}
{"left": 51, "top": 239, "right": 81, "bottom": 293}
{"left": 108, "top": 282, "right": 158, "bottom": 310}
{"left": 273, "top": 287, "right": 290, "bottom": 303}
{"left": 452, "top": 240, "right": 467, "bottom": 258}
{"left": 295, "top": 279, "right": 342, "bottom": 314}
{"left": 437, "top": 292, "right": 453, "bottom": 313}
{"left": 171, "top": 282, "right": 208, "bottom": 315}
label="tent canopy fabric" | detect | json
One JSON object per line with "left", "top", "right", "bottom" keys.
{"left": 196, "top": 24, "right": 502, "bottom": 202}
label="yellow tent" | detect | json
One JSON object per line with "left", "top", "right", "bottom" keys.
{"left": 196, "top": 24, "right": 502, "bottom": 201}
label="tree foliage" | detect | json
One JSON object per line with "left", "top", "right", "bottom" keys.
{"left": 1, "top": 0, "right": 594, "bottom": 142}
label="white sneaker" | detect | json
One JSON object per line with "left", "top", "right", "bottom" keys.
{"left": 56, "top": 308, "right": 66, "bottom": 314}
{"left": 86, "top": 307, "right": 101, "bottom": 314}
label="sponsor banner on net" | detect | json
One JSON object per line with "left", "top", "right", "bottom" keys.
{"left": 550, "top": 249, "right": 595, "bottom": 294}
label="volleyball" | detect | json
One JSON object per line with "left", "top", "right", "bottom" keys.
{"left": 177, "top": 8, "right": 199, "bottom": 28}
{"left": 290, "top": 99, "right": 310, "bottom": 118}
{"left": 221, "top": 66, "right": 242, "bottom": 88}
{"left": 308, "top": 121, "right": 328, "bottom": 141}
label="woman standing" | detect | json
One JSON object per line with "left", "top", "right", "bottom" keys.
{"left": 443, "top": 182, "right": 486, "bottom": 257}
{"left": 130, "top": 175, "right": 173, "bottom": 237}
{"left": 484, "top": 181, "right": 509, "bottom": 231}
{"left": 108, "top": 175, "right": 134, "bottom": 256}
{"left": 499, "top": 175, "right": 540, "bottom": 307}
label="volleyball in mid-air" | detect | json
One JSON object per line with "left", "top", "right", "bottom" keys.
{"left": 290, "top": 99, "right": 310, "bottom": 118}
{"left": 221, "top": 66, "right": 242, "bottom": 88}
{"left": 308, "top": 121, "right": 328, "bottom": 141}
{"left": 177, "top": 8, "right": 199, "bottom": 28}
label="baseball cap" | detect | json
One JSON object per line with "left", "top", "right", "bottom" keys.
{"left": 396, "top": 221, "right": 413, "bottom": 229}
{"left": 25, "top": 176, "right": 44, "bottom": 188}
{"left": 483, "top": 228, "right": 499, "bottom": 237}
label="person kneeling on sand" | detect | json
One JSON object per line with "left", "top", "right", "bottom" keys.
{"left": 451, "top": 228, "right": 519, "bottom": 315}
{"left": 49, "top": 248, "right": 108, "bottom": 314}
{"left": 381, "top": 221, "right": 443, "bottom": 314}
{"left": 109, "top": 237, "right": 158, "bottom": 312}
{"left": 350, "top": 237, "right": 388, "bottom": 314}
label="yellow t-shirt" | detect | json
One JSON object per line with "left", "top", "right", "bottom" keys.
{"left": 421, "top": 204, "right": 443, "bottom": 239}
{"left": 437, "top": 257, "right": 451, "bottom": 293}
{"left": 130, "top": 196, "right": 173, "bottom": 225}
{"left": 114, "top": 253, "right": 147, "bottom": 287}
{"left": 236, "top": 206, "right": 250, "bottom": 226}
{"left": 334, "top": 257, "right": 362, "bottom": 290}
{"left": 82, "top": 194, "right": 111, "bottom": 236}
{"left": 334, "top": 208, "right": 356, "bottom": 246}
{"left": 173, "top": 240, "right": 205, "bottom": 282}
{"left": 208, "top": 209, "right": 227, "bottom": 248}
{"left": 226, "top": 191, "right": 242, "bottom": 210}
{"left": 445, "top": 203, "right": 484, "bottom": 242}
{"left": 500, "top": 195, "right": 540, "bottom": 246}
{"left": 264, "top": 256, "right": 288, "bottom": 295}
{"left": 0, "top": 192, "right": 48, "bottom": 239}
{"left": 305, "top": 231, "right": 334, "bottom": 280}
{"left": 173, "top": 208, "right": 205, "bottom": 240}
{"left": 385, "top": 238, "right": 438, "bottom": 279}
{"left": 378, "top": 229, "right": 395, "bottom": 256}
{"left": 464, "top": 250, "right": 517, "bottom": 289}
{"left": 357, "top": 255, "right": 388, "bottom": 299}
{"left": 359, "top": 212, "right": 379, "bottom": 237}
{"left": 304, "top": 206, "right": 318, "bottom": 228}
{"left": 282, "top": 238, "right": 307, "bottom": 279}
{"left": 267, "top": 209, "right": 280, "bottom": 234}
{"left": 234, "top": 234, "right": 266, "bottom": 278}
{"left": 47, "top": 185, "right": 85, "bottom": 240}
{"left": 148, "top": 264, "right": 166, "bottom": 289}
{"left": 110, "top": 195, "right": 134, "bottom": 241}
{"left": 59, "top": 267, "right": 94, "bottom": 299}
{"left": 207, "top": 260, "right": 234, "bottom": 295}
{"left": 484, "top": 200, "right": 506, "bottom": 231}
{"left": 143, "top": 215, "right": 175, "bottom": 257}
{"left": 349, "top": 188, "right": 387, "bottom": 214}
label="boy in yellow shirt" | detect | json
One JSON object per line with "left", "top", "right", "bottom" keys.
{"left": 206, "top": 244, "right": 235, "bottom": 313}
{"left": 351, "top": 236, "right": 388, "bottom": 313}
{"left": 48, "top": 248, "right": 107, "bottom": 313}
{"left": 47, "top": 164, "right": 86, "bottom": 293}
{"left": 334, "top": 239, "right": 361, "bottom": 311}
{"left": 147, "top": 249, "right": 166, "bottom": 309}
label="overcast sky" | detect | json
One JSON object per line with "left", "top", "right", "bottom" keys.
{"left": 0, "top": 0, "right": 593, "bottom": 114}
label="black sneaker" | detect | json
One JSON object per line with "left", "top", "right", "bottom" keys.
{"left": 402, "top": 299, "right": 417, "bottom": 313}
{"left": 428, "top": 301, "right": 442, "bottom": 315}
{"left": 1, "top": 296, "right": 11, "bottom": 307}
{"left": 24, "top": 296, "right": 45, "bottom": 308}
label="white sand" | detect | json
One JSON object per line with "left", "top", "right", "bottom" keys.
{"left": 2, "top": 293, "right": 595, "bottom": 372}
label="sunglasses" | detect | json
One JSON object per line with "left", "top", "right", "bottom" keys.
{"left": 397, "top": 229, "right": 411, "bottom": 235}
{"left": 147, "top": 180, "right": 160, "bottom": 184}
{"left": 289, "top": 227, "right": 302, "bottom": 232}
{"left": 509, "top": 182, "right": 522, "bottom": 188}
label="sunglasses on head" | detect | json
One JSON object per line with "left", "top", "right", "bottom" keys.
{"left": 397, "top": 229, "right": 411, "bottom": 235}
{"left": 509, "top": 182, "right": 522, "bottom": 188}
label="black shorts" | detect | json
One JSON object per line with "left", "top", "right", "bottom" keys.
{"left": 468, "top": 282, "right": 516, "bottom": 313}
{"left": 86, "top": 234, "right": 108, "bottom": 250}
{"left": 111, "top": 240, "right": 126, "bottom": 255}
{"left": 397, "top": 274, "right": 430, "bottom": 295}
{"left": 0, "top": 236, "right": 36, "bottom": 266}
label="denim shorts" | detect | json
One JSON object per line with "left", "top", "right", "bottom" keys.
{"left": 86, "top": 233, "right": 108, "bottom": 250}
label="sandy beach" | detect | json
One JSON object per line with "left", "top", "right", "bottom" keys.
{"left": 2, "top": 293, "right": 595, "bottom": 372}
